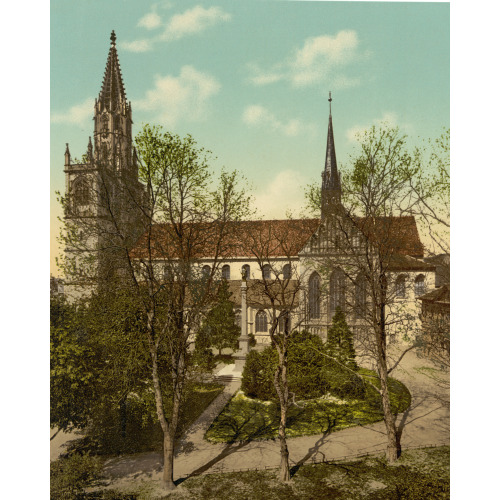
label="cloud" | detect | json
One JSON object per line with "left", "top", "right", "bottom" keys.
{"left": 248, "top": 30, "right": 364, "bottom": 88}
{"left": 242, "top": 105, "right": 311, "bottom": 137}
{"left": 120, "top": 39, "right": 153, "bottom": 53}
{"left": 138, "top": 12, "right": 162, "bottom": 30}
{"left": 135, "top": 65, "right": 221, "bottom": 127}
{"left": 122, "top": 5, "right": 231, "bottom": 53}
{"left": 51, "top": 98, "right": 94, "bottom": 126}
{"left": 160, "top": 5, "right": 231, "bottom": 42}
{"left": 346, "top": 112, "right": 400, "bottom": 142}
{"left": 252, "top": 170, "right": 308, "bottom": 219}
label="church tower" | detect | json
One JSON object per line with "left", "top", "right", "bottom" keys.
{"left": 63, "top": 31, "right": 145, "bottom": 294}
{"left": 321, "top": 92, "right": 342, "bottom": 217}
{"left": 93, "top": 30, "right": 137, "bottom": 175}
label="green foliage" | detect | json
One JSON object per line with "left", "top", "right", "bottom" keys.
{"left": 199, "top": 280, "right": 240, "bottom": 355}
{"left": 50, "top": 452, "right": 103, "bottom": 500}
{"left": 50, "top": 296, "right": 96, "bottom": 431}
{"left": 326, "top": 307, "right": 358, "bottom": 371}
{"left": 241, "top": 348, "right": 278, "bottom": 401}
{"left": 287, "top": 331, "right": 331, "bottom": 399}
{"left": 77, "top": 383, "right": 223, "bottom": 455}
{"left": 242, "top": 330, "right": 364, "bottom": 403}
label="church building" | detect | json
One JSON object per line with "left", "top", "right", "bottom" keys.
{"left": 64, "top": 32, "right": 436, "bottom": 344}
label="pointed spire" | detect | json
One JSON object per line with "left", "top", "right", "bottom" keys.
{"left": 64, "top": 143, "right": 71, "bottom": 166}
{"left": 98, "top": 30, "right": 126, "bottom": 111}
{"left": 321, "top": 92, "right": 341, "bottom": 216}
{"left": 87, "top": 137, "right": 93, "bottom": 161}
{"left": 325, "top": 91, "right": 338, "bottom": 176}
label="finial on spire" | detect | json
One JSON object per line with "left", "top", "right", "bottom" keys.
{"left": 328, "top": 91, "right": 332, "bottom": 115}
{"left": 110, "top": 30, "right": 116, "bottom": 45}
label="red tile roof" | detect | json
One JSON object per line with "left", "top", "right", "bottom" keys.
{"left": 130, "top": 215, "right": 424, "bottom": 260}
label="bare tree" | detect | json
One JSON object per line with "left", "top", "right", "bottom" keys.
{"left": 58, "top": 124, "right": 251, "bottom": 491}
{"left": 244, "top": 219, "right": 315, "bottom": 481}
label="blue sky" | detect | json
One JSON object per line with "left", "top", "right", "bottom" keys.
{"left": 50, "top": 0, "right": 450, "bottom": 273}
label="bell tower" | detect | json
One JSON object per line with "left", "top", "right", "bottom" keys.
{"left": 93, "top": 30, "right": 136, "bottom": 175}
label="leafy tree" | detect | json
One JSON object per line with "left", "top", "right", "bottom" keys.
{"left": 326, "top": 307, "right": 357, "bottom": 371}
{"left": 50, "top": 296, "right": 96, "bottom": 432}
{"left": 58, "top": 124, "right": 251, "bottom": 491}
{"left": 200, "top": 280, "right": 240, "bottom": 356}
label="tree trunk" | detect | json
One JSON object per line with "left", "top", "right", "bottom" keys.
{"left": 273, "top": 346, "right": 291, "bottom": 482}
{"left": 162, "top": 431, "right": 176, "bottom": 490}
{"left": 378, "top": 362, "right": 400, "bottom": 462}
{"left": 278, "top": 402, "right": 291, "bottom": 481}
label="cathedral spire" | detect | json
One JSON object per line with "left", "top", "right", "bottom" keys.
{"left": 321, "top": 92, "right": 341, "bottom": 216}
{"left": 98, "top": 30, "right": 127, "bottom": 111}
{"left": 324, "top": 91, "right": 339, "bottom": 179}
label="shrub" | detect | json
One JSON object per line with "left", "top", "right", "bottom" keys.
{"left": 326, "top": 307, "right": 357, "bottom": 371}
{"left": 242, "top": 331, "right": 332, "bottom": 401}
{"left": 241, "top": 348, "right": 277, "bottom": 401}
{"left": 50, "top": 452, "right": 102, "bottom": 500}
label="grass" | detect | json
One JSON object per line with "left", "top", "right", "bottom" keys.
{"left": 205, "top": 370, "right": 411, "bottom": 443}
{"left": 74, "top": 446, "right": 450, "bottom": 499}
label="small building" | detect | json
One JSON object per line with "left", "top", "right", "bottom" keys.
{"left": 417, "top": 284, "right": 450, "bottom": 360}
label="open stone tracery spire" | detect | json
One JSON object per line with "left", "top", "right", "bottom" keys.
{"left": 98, "top": 30, "right": 127, "bottom": 111}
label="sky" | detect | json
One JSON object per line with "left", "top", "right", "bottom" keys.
{"left": 50, "top": 0, "right": 450, "bottom": 275}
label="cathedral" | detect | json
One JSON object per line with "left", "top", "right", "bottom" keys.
{"left": 64, "top": 32, "right": 436, "bottom": 343}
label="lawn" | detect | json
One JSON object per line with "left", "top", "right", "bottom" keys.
{"left": 56, "top": 446, "right": 449, "bottom": 499}
{"left": 205, "top": 370, "right": 411, "bottom": 443}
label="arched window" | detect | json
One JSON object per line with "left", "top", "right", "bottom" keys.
{"left": 283, "top": 264, "right": 291, "bottom": 280}
{"left": 202, "top": 265, "right": 211, "bottom": 278}
{"left": 73, "top": 178, "right": 90, "bottom": 207}
{"left": 242, "top": 264, "right": 250, "bottom": 280}
{"left": 355, "top": 274, "right": 367, "bottom": 318}
{"left": 308, "top": 272, "right": 321, "bottom": 320}
{"left": 222, "top": 265, "right": 230, "bottom": 280}
{"left": 395, "top": 275, "right": 406, "bottom": 299}
{"left": 255, "top": 310, "right": 268, "bottom": 332}
{"left": 414, "top": 274, "right": 425, "bottom": 297}
{"left": 330, "top": 268, "right": 346, "bottom": 318}
{"left": 262, "top": 264, "right": 271, "bottom": 280}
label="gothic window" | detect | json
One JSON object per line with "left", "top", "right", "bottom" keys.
{"left": 242, "top": 264, "right": 250, "bottom": 279}
{"left": 283, "top": 264, "right": 291, "bottom": 280}
{"left": 262, "top": 264, "right": 271, "bottom": 280}
{"left": 395, "top": 275, "right": 406, "bottom": 299}
{"left": 414, "top": 275, "right": 425, "bottom": 297}
{"left": 222, "top": 265, "right": 230, "bottom": 280}
{"left": 202, "top": 265, "right": 211, "bottom": 278}
{"left": 308, "top": 272, "right": 321, "bottom": 320}
{"left": 255, "top": 310, "right": 268, "bottom": 332}
{"left": 355, "top": 274, "right": 367, "bottom": 318}
{"left": 73, "top": 178, "right": 90, "bottom": 207}
{"left": 330, "top": 268, "right": 346, "bottom": 318}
